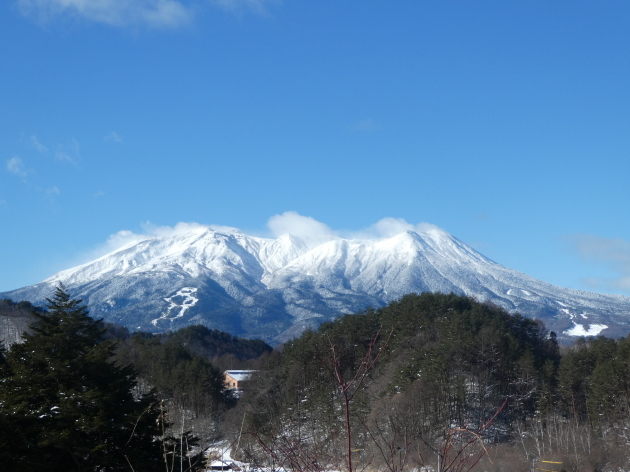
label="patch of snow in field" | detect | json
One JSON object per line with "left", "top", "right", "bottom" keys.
{"left": 564, "top": 323, "right": 608, "bottom": 337}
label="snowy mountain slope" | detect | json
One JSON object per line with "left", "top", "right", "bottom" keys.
{"left": 3, "top": 226, "right": 630, "bottom": 344}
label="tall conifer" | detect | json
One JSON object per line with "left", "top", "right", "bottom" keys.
{"left": 0, "top": 284, "right": 164, "bottom": 471}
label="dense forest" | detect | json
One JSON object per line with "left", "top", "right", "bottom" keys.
{"left": 0, "top": 298, "right": 39, "bottom": 345}
{"left": 2, "top": 289, "right": 630, "bottom": 471}
{"left": 114, "top": 323, "right": 273, "bottom": 445}
{"left": 0, "top": 287, "right": 271, "bottom": 471}
{"left": 227, "top": 294, "right": 630, "bottom": 472}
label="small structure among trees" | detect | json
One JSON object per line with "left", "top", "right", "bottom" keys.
{"left": 224, "top": 370, "right": 256, "bottom": 390}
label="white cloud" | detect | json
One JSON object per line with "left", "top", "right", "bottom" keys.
{"left": 86, "top": 221, "right": 240, "bottom": 260}
{"left": 103, "top": 131, "right": 123, "bottom": 143}
{"left": 141, "top": 221, "right": 233, "bottom": 237}
{"left": 85, "top": 213, "right": 445, "bottom": 265}
{"left": 17, "top": 0, "right": 194, "bottom": 28}
{"left": 267, "top": 211, "right": 336, "bottom": 241}
{"left": 93, "top": 190, "right": 106, "bottom": 197}
{"left": 104, "top": 214, "right": 443, "bottom": 249}
{"left": 30, "top": 135, "right": 48, "bottom": 153}
{"left": 265, "top": 212, "right": 443, "bottom": 242}
{"left": 346, "top": 217, "right": 443, "bottom": 240}
{"left": 370, "top": 218, "right": 441, "bottom": 239}
{"left": 104, "top": 229, "right": 151, "bottom": 252}
{"left": 6, "top": 157, "right": 29, "bottom": 178}
{"left": 566, "top": 234, "right": 630, "bottom": 292}
{"left": 74, "top": 230, "right": 150, "bottom": 266}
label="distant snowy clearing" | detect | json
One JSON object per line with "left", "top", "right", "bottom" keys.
{"left": 564, "top": 322, "right": 608, "bottom": 337}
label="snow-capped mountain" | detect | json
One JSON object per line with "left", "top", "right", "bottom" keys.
{"left": 3, "top": 225, "right": 630, "bottom": 344}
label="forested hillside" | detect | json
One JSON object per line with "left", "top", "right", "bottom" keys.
{"left": 114, "top": 325, "right": 273, "bottom": 444}
{"left": 0, "top": 288, "right": 273, "bottom": 471}
{"left": 225, "top": 293, "right": 630, "bottom": 472}
{"left": 4, "top": 289, "right": 630, "bottom": 471}
{"left": 0, "top": 299, "right": 39, "bottom": 346}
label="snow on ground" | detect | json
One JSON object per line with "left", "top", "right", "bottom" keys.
{"left": 151, "top": 287, "right": 199, "bottom": 326}
{"left": 564, "top": 322, "right": 608, "bottom": 337}
{"left": 205, "top": 440, "right": 250, "bottom": 463}
{"left": 202, "top": 441, "right": 265, "bottom": 472}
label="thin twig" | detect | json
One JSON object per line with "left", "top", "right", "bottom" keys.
{"left": 125, "top": 402, "right": 156, "bottom": 447}
{"left": 124, "top": 454, "right": 136, "bottom": 472}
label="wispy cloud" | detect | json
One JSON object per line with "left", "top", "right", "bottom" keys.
{"left": 143, "top": 221, "right": 242, "bottom": 238}
{"left": 351, "top": 218, "right": 442, "bottom": 240}
{"left": 267, "top": 212, "right": 444, "bottom": 242}
{"left": 55, "top": 138, "right": 80, "bottom": 163}
{"left": 565, "top": 234, "right": 630, "bottom": 293}
{"left": 82, "top": 221, "right": 232, "bottom": 262}
{"left": 209, "top": 0, "right": 278, "bottom": 15}
{"left": 6, "top": 157, "right": 30, "bottom": 178}
{"left": 80, "top": 214, "right": 447, "bottom": 271}
{"left": 349, "top": 118, "right": 382, "bottom": 132}
{"left": 103, "top": 131, "right": 123, "bottom": 143}
{"left": 93, "top": 190, "right": 106, "bottom": 198}
{"left": 30, "top": 135, "right": 48, "bottom": 153}
{"left": 17, "top": 0, "right": 194, "bottom": 28}
{"left": 45, "top": 186, "right": 60, "bottom": 200}
{"left": 55, "top": 151, "right": 74, "bottom": 163}
{"left": 89, "top": 214, "right": 444, "bottom": 261}
{"left": 268, "top": 211, "right": 337, "bottom": 242}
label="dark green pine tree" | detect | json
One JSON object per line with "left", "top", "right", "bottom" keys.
{"left": 0, "top": 285, "right": 164, "bottom": 472}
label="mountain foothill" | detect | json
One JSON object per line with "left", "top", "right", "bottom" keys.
{"left": 3, "top": 287, "right": 630, "bottom": 470}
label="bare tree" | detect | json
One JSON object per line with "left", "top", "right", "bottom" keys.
{"left": 315, "top": 327, "right": 394, "bottom": 472}
{"left": 248, "top": 429, "right": 333, "bottom": 472}
{"left": 424, "top": 398, "right": 508, "bottom": 472}
{"left": 360, "top": 414, "right": 413, "bottom": 472}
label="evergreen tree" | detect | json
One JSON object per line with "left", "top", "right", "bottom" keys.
{"left": 0, "top": 285, "right": 164, "bottom": 471}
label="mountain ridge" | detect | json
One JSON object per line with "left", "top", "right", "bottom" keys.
{"left": 3, "top": 226, "right": 629, "bottom": 344}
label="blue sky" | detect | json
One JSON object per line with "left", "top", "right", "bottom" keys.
{"left": 2, "top": 0, "right": 630, "bottom": 296}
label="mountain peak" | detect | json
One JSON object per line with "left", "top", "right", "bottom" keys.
{"left": 3, "top": 225, "right": 630, "bottom": 345}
